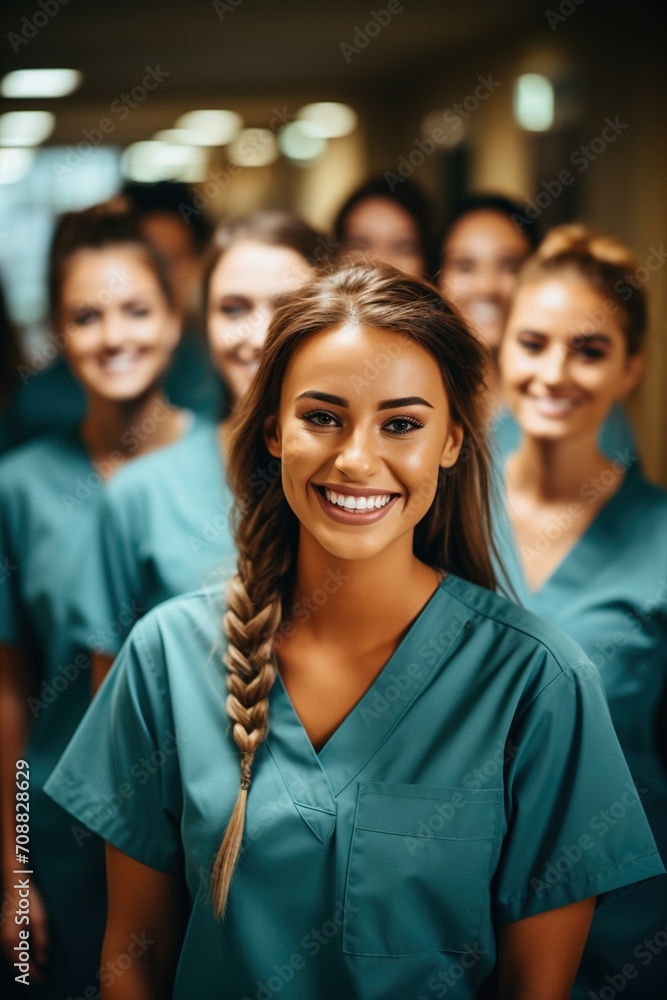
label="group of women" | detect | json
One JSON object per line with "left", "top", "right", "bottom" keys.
{"left": 0, "top": 176, "right": 664, "bottom": 1000}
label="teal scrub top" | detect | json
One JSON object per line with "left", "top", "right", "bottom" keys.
{"left": 492, "top": 401, "right": 637, "bottom": 463}
{"left": 45, "top": 574, "right": 664, "bottom": 1000}
{"left": 90, "top": 415, "right": 236, "bottom": 657}
{"left": 493, "top": 467, "right": 667, "bottom": 999}
{"left": 0, "top": 428, "right": 113, "bottom": 998}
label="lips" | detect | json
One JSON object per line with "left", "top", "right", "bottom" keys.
{"left": 313, "top": 484, "right": 401, "bottom": 524}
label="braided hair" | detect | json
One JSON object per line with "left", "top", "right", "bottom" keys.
{"left": 211, "top": 260, "right": 499, "bottom": 915}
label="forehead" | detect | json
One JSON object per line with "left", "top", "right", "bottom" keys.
{"left": 210, "top": 240, "right": 311, "bottom": 294}
{"left": 345, "top": 198, "right": 418, "bottom": 237}
{"left": 282, "top": 324, "right": 447, "bottom": 402}
{"left": 61, "top": 246, "right": 158, "bottom": 300}
{"left": 510, "top": 275, "right": 626, "bottom": 335}
{"left": 445, "top": 210, "right": 529, "bottom": 256}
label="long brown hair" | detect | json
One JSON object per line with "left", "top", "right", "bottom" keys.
{"left": 211, "top": 261, "right": 498, "bottom": 915}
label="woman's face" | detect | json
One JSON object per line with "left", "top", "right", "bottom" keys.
{"left": 59, "top": 246, "right": 180, "bottom": 401}
{"left": 264, "top": 325, "right": 463, "bottom": 564}
{"left": 207, "top": 240, "right": 313, "bottom": 405}
{"left": 499, "top": 275, "right": 643, "bottom": 442}
{"left": 339, "top": 197, "right": 426, "bottom": 277}
{"left": 440, "top": 210, "right": 531, "bottom": 351}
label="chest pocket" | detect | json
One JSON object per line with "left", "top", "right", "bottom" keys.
{"left": 343, "top": 782, "right": 501, "bottom": 957}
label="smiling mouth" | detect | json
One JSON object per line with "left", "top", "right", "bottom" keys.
{"left": 97, "top": 351, "right": 142, "bottom": 373}
{"left": 528, "top": 395, "right": 582, "bottom": 417}
{"left": 316, "top": 485, "right": 399, "bottom": 512}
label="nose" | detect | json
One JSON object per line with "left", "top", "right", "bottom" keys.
{"left": 469, "top": 262, "right": 502, "bottom": 299}
{"left": 233, "top": 306, "right": 271, "bottom": 357}
{"left": 539, "top": 343, "right": 569, "bottom": 386}
{"left": 99, "top": 310, "right": 127, "bottom": 350}
{"left": 334, "top": 423, "right": 380, "bottom": 480}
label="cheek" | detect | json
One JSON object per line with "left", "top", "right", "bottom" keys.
{"left": 498, "top": 274, "right": 518, "bottom": 301}
{"left": 209, "top": 319, "right": 243, "bottom": 357}
{"left": 498, "top": 343, "right": 527, "bottom": 383}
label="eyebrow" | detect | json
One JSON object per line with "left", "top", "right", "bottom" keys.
{"left": 295, "top": 391, "right": 434, "bottom": 409}
{"left": 518, "top": 330, "right": 612, "bottom": 345}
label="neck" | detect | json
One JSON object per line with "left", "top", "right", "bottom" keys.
{"left": 80, "top": 387, "right": 180, "bottom": 470}
{"left": 288, "top": 530, "right": 438, "bottom": 649}
{"left": 508, "top": 431, "right": 611, "bottom": 503}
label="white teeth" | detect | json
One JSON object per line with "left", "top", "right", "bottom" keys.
{"left": 531, "top": 396, "right": 578, "bottom": 417}
{"left": 323, "top": 488, "right": 393, "bottom": 511}
{"left": 468, "top": 301, "right": 503, "bottom": 325}
{"left": 100, "top": 352, "right": 139, "bottom": 373}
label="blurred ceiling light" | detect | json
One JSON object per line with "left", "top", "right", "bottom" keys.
{"left": 174, "top": 110, "right": 242, "bottom": 146}
{"left": 0, "top": 148, "right": 35, "bottom": 184}
{"left": 228, "top": 128, "right": 278, "bottom": 167}
{"left": 513, "top": 74, "right": 554, "bottom": 131}
{"left": 121, "top": 141, "right": 208, "bottom": 183}
{"left": 279, "top": 121, "right": 327, "bottom": 165}
{"left": 1, "top": 68, "right": 82, "bottom": 98}
{"left": 0, "top": 111, "right": 55, "bottom": 146}
{"left": 297, "top": 102, "right": 357, "bottom": 138}
{"left": 153, "top": 128, "right": 202, "bottom": 145}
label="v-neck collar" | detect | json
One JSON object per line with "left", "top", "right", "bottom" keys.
{"left": 504, "top": 465, "right": 639, "bottom": 605}
{"left": 265, "top": 577, "right": 474, "bottom": 841}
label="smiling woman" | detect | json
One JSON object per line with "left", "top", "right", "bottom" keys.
{"left": 495, "top": 225, "right": 667, "bottom": 999}
{"left": 0, "top": 200, "right": 185, "bottom": 998}
{"left": 44, "top": 262, "right": 664, "bottom": 1000}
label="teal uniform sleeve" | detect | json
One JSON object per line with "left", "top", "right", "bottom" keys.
{"left": 0, "top": 480, "right": 28, "bottom": 646}
{"left": 495, "top": 660, "right": 665, "bottom": 923}
{"left": 94, "top": 488, "right": 144, "bottom": 657}
{"left": 44, "top": 619, "right": 183, "bottom": 874}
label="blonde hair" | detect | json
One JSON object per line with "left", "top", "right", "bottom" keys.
{"left": 516, "top": 224, "right": 647, "bottom": 354}
{"left": 211, "top": 261, "right": 500, "bottom": 915}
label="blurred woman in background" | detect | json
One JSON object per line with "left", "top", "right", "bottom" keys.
{"left": 333, "top": 174, "right": 435, "bottom": 278}
{"left": 440, "top": 194, "right": 637, "bottom": 462}
{"left": 89, "top": 211, "right": 322, "bottom": 685}
{"left": 0, "top": 202, "right": 183, "bottom": 997}
{"left": 495, "top": 225, "right": 667, "bottom": 999}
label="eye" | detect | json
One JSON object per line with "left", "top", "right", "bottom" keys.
{"left": 449, "top": 259, "right": 475, "bottom": 274}
{"left": 217, "top": 297, "right": 252, "bottom": 317}
{"left": 72, "top": 308, "right": 99, "bottom": 326}
{"left": 129, "top": 305, "right": 151, "bottom": 318}
{"left": 517, "top": 335, "right": 544, "bottom": 353}
{"left": 301, "top": 409, "right": 340, "bottom": 428}
{"left": 383, "top": 415, "right": 424, "bottom": 435}
{"left": 576, "top": 345, "right": 607, "bottom": 361}
{"left": 500, "top": 257, "right": 523, "bottom": 275}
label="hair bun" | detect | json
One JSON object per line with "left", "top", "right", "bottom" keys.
{"left": 536, "top": 223, "right": 639, "bottom": 272}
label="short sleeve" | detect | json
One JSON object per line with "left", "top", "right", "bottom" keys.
{"left": 0, "top": 483, "right": 29, "bottom": 646}
{"left": 44, "top": 618, "right": 184, "bottom": 874}
{"left": 93, "top": 488, "right": 145, "bottom": 656}
{"left": 495, "top": 660, "right": 665, "bottom": 923}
